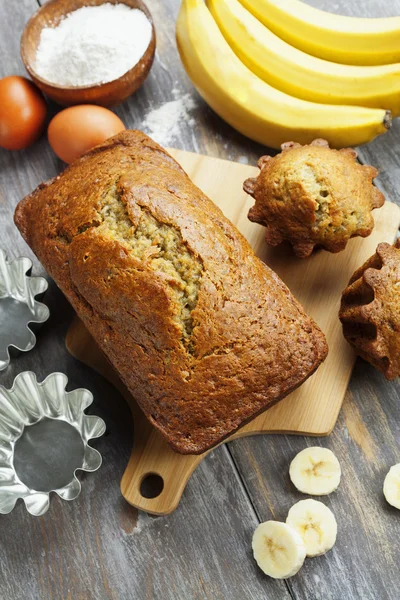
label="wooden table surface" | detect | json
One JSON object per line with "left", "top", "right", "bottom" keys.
{"left": 1, "top": 0, "right": 400, "bottom": 598}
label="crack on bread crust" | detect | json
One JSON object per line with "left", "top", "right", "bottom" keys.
{"left": 52, "top": 181, "right": 204, "bottom": 352}
{"left": 98, "top": 183, "right": 203, "bottom": 348}
{"left": 53, "top": 181, "right": 204, "bottom": 351}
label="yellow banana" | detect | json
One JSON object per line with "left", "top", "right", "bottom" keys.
{"left": 176, "top": 0, "right": 390, "bottom": 150}
{"left": 207, "top": 0, "right": 400, "bottom": 116}
{"left": 238, "top": 0, "right": 400, "bottom": 66}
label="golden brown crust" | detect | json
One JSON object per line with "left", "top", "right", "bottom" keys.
{"left": 15, "top": 130, "right": 328, "bottom": 454}
{"left": 339, "top": 239, "right": 400, "bottom": 380}
{"left": 244, "top": 139, "right": 385, "bottom": 259}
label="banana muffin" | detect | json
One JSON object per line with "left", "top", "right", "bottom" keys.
{"left": 244, "top": 139, "right": 384, "bottom": 258}
{"left": 340, "top": 239, "right": 400, "bottom": 380}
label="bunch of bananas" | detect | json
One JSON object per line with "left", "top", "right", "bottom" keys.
{"left": 176, "top": 0, "right": 400, "bottom": 149}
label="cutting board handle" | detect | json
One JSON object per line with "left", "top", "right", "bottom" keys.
{"left": 120, "top": 425, "right": 205, "bottom": 515}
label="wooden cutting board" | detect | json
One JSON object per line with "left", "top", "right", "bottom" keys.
{"left": 66, "top": 148, "right": 400, "bottom": 515}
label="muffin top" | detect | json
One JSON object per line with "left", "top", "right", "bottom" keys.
{"left": 340, "top": 239, "right": 400, "bottom": 380}
{"left": 244, "top": 139, "right": 385, "bottom": 258}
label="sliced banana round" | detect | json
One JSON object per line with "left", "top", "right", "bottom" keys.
{"left": 383, "top": 463, "right": 400, "bottom": 509}
{"left": 252, "top": 520, "right": 306, "bottom": 579}
{"left": 289, "top": 447, "right": 341, "bottom": 495}
{"left": 286, "top": 499, "right": 337, "bottom": 557}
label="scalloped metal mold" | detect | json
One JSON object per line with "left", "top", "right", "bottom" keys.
{"left": 0, "top": 371, "right": 106, "bottom": 516}
{"left": 0, "top": 249, "right": 50, "bottom": 370}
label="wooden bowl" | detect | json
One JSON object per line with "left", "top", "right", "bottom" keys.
{"left": 20, "top": 0, "right": 156, "bottom": 108}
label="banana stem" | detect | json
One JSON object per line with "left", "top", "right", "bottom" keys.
{"left": 384, "top": 111, "right": 392, "bottom": 129}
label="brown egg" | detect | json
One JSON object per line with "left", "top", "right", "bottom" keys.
{"left": 48, "top": 105, "right": 125, "bottom": 163}
{"left": 0, "top": 76, "right": 47, "bottom": 150}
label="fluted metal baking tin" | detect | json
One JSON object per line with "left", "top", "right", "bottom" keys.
{"left": 0, "top": 371, "right": 106, "bottom": 516}
{"left": 0, "top": 249, "right": 50, "bottom": 370}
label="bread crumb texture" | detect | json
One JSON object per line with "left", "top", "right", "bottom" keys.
{"left": 14, "top": 131, "right": 328, "bottom": 454}
{"left": 100, "top": 184, "right": 202, "bottom": 345}
{"left": 245, "top": 139, "right": 384, "bottom": 258}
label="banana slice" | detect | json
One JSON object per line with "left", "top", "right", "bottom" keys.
{"left": 289, "top": 447, "right": 341, "bottom": 495}
{"left": 383, "top": 464, "right": 400, "bottom": 509}
{"left": 252, "top": 521, "right": 306, "bottom": 578}
{"left": 286, "top": 499, "right": 337, "bottom": 557}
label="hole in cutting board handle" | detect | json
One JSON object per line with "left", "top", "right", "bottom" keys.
{"left": 140, "top": 473, "right": 164, "bottom": 499}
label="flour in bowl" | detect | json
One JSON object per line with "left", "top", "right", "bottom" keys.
{"left": 35, "top": 3, "right": 153, "bottom": 87}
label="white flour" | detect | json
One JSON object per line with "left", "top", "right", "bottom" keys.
{"left": 142, "top": 93, "right": 196, "bottom": 146}
{"left": 35, "top": 3, "right": 152, "bottom": 86}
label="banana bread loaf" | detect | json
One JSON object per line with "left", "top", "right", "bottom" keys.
{"left": 15, "top": 131, "right": 328, "bottom": 454}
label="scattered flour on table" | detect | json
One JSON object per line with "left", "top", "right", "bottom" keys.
{"left": 142, "top": 94, "right": 197, "bottom": 146}
{"left": 171, "top": 86, "right": 181, "bottom": 99}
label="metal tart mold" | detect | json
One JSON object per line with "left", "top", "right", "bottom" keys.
{"left": 0, "top": 249, "right": 50, "bottom": 370}
{"left": 0, "top": 371, "right": 106, "bottom": 516}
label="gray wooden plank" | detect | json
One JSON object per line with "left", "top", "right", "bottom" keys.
{"left": 1, "top": 0, "right": 400, "bottom": 598}
{"left": 229, "top": 363, "right": 400, "bottom": 600}
{"left": 227, "top": 0, "right": 400, "bottom": 599}
{"left": 0, "top": 0, "right": 288, "bottom": 599}
{"left": 307, "top": 0, "right": 400, "bottom": 17}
